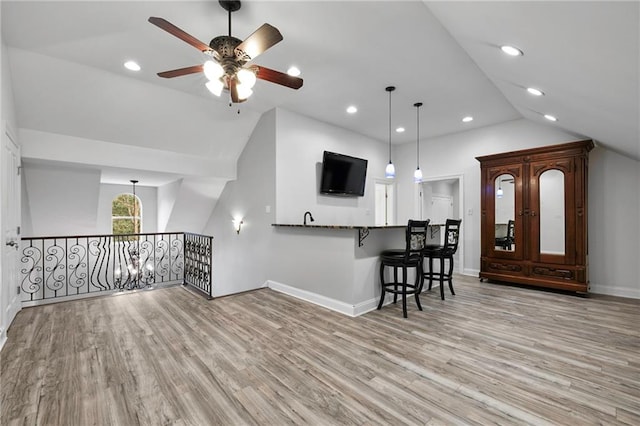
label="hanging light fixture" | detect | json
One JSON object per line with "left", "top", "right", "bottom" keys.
{"left": 413, "top": 102, "right": 423, "bottom": 183}
{"left": 385, "top": 86, "right": 396, "bottom": 178}
{"left": 114, "top": 179, "right": 154, "bottom": 290}
{"left": 497, "top": 181, "right": 504, "bottom": 198}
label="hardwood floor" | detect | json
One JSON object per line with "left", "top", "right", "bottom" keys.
{"left": 2, "top": 275, "right": 639, "bottom": 425}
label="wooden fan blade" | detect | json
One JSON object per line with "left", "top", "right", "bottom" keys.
{"left": 157, "top": 65, "right": 204, "bottom": 78}
{"left": 148, "top": 17, "right": 210, "bottom": 52}
{"left": 234, "top": 23, "right": 283, "bottom": 60}
{"left": 255, "top": 66, "right": 303, "bottom": 89}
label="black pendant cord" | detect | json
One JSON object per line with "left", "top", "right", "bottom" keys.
{"left": 386, "top": 86, "right": 395, "bottom": 163}
{"left": 388, "top": 92, "right": 391, "bottom": 161}
{"left": 415, "top": 102, "right": 422, "bottom": 169}
{"left": 228, "top": 7, "right": 232, "bottom": 37}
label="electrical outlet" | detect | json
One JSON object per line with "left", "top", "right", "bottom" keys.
{"left": 468, "top": 208, "right": 473, "bottom": 216}
{"left": 265, "top": 205, "right": 271, "bottom": 214}
{"left": 16, "top": 286, "right": 21, "bottom": 295}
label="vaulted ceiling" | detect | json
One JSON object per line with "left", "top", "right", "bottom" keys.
{"left": 2, "top": 1, "right": 638, "bottom": 186}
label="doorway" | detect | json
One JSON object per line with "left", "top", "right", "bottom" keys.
{"left": 416, "top": 175, "right": 464, "bottom": 273}
{"left": 375, "top": 181, "right": 395, "bottom": 226}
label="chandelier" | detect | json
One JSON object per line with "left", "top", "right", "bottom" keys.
{"left": 114, "top": 179, "right": 154, "bottom": 290}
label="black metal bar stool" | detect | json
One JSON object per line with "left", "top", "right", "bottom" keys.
{"left": 422, "top": 219, "right": 462, "bottom": 300}
{"left": 377, "top": 219, "right": 430, "bottom": 318}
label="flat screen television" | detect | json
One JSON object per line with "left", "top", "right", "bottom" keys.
{"left": 319, "top": 151, "right": 368, "bottom": 196}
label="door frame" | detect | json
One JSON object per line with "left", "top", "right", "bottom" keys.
{"left": 1, "top": 121, "right": 21, "bottom": 349}
{"left": 416, "top": 174, "right": 464, "bottom": 274}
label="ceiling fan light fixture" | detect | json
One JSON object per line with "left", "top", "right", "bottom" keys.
{"left": 236, "top": 83, "right": 253, "bottom": 100}
{"left": 237, "top": 68, "right": 257, "bottom": 89}
{"left": 206, "top": 79, "right": 224, "bottom": 96}
{"left": 204, "top": 60, "right": 224, "bottom": 81}
{"left": 287, "top": 66, "right": 301, "bottom": 77}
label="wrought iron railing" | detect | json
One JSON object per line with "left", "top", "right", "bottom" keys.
{"left": 20, "top": 232, "right": 213, "bottom": 305}
{"left": 184, "top": 233, "right": 214, "bottom": 299}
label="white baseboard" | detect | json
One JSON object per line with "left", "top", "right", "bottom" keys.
{"left": 463, "top": 268, "right": 480, "bottom": 277}
{"left": 589, "top": 282, "right": 640, "bottom": 299}
{"left": 266, "top": 280, "right": 445, "bottom": 317}
{"left": 266, "top": 280, "right": 359, "bottom": 317}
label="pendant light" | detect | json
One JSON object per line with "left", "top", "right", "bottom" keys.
{"left": 413, "top": 102, "right": 423, "bottom": 183}
{"left": 385, "top": 86, "right": 396, "bottom": 179}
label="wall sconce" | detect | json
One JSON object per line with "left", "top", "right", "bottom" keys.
{"left": 233, "top": 218, "right": 244, "bottom": 234}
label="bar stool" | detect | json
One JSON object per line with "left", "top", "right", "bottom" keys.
{"left": 377, "top": 219, "right": 430, "bottom": 318}
{"left": 422, "top": 219, "right": 462, "bottom": 300}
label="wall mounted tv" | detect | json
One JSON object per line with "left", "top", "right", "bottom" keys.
{"left": 319, "top": 151, "right": 368, "bottom": 196}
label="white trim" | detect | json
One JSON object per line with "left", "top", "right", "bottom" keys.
{"left": 266, "top": 280, "right": 446, "bottom": 317}
{"left": 266, "top": 280, "right": 358, "bottom": 317}
{"left": 463, "top": 268, "right": 480, "bottom": 277}
{"left": 589, "top": 283, "right": 640, "bottom": 299}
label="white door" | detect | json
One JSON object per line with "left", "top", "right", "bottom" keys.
{"left": 1, "top": 125, "right": 21, "bottom": 344}
{"left": 431, "top": 195, "right": 453, "bottom": 225}
{"left": 375, "top": 182, "right": 395, "bottom": 226}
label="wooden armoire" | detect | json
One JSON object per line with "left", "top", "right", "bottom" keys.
{"left": 476, "top": 140, "right": 593, "bottom": 293}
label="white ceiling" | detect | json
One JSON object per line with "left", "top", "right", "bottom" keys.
{"left": 2, "top": 1, "right": 638, "bottom": 187}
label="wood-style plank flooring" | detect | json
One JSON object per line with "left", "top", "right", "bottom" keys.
{"left": 2, "top": 275, "right": 640, "bottom": 425}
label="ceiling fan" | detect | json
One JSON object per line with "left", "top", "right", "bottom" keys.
{"left": 149, "top": 0, "right": 303, "bottom": 103}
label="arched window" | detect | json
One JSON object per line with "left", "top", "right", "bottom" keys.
{"left": 112, "top": 193, "right": 142, "bottom": 235}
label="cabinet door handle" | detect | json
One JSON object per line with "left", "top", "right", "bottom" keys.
{"left": 518, "top": 211, "right": 524, "bottom": 216}
{"left": 530, "top": 211, "right": 536, "bottom": 217}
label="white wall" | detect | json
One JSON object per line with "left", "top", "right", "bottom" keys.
{"left": 21, "top": 162, "right": 101, "bottom": 236}
{"left": 203, "top": 109, "right": 277, "bottom": 297}
{"left": 588, "top": 147, "right": 640, "bottom": 297}
{"left": 157, "top": 179, "right": 180, "bottom": 233}
{"left": 21, "top": 166, "right": 159, "bottom": 237}
{"left": 162, "top": 177, "right": 225, "bottom": 233}
{"left": 275, "top": 109, "right": 389, "bottom": 226}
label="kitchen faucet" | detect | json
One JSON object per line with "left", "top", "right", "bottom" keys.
{"left": 303, "top": 211, "right": 314, "bottom": 226}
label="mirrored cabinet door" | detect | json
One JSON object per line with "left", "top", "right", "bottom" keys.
{"left": 485, "top": 165, "right": 523, "bottom": 260}
{"left": 529, "top": 159, "right": 576, "bottom": 265}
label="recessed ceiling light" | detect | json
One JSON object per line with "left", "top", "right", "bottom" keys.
{"left": 527, "top": 87, "right": 544, "bottom": 96}
{"left": 346, "top": 106, "right": 357, "bottom": 114}
{"left": 287, "top": 66, "right": 301, "bottom": 77}
{"left": 544, "top": 114, "right": 558, "bottom": 122}
{"left": 462, "top": 116, "right": 473, "bottom": 123}
{"left": 124, "top": 60, "right": 141, "bottom": 71}
{"left": 500, "top": 45, "right": 523, "bottom": 56}
{"left": 396, "top": 127, "right": 405, "bottom": 133}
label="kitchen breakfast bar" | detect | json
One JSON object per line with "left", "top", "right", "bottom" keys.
{"left": 268, "top": 223, "right": 444, "bottom": 316}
